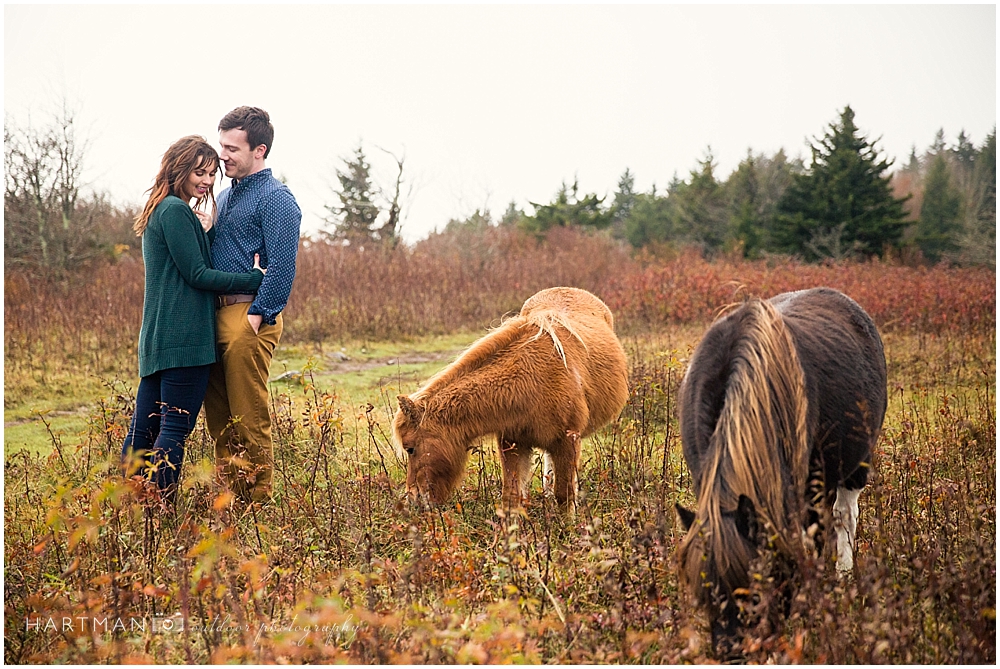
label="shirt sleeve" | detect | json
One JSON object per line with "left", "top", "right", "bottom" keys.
{"left": 161, "top": 202, "right": 264, "bottom": 293}
{"left": 248, "top": 188, "right": 301, "bottom": 324}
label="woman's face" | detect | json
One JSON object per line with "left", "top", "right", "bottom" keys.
{"left": 180, "top": 159, "right": 217, "bottom": 201}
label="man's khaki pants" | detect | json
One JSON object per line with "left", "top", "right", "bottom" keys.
{"left": 205, "top": 302, "right": 282, "bottom": 503}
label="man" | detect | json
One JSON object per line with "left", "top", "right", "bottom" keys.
{"left": 205, "top": 106, "right": 301, "bottom": 503}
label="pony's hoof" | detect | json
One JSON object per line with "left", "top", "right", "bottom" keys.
{"left": 835, "top": 550, "right": 855, "bottom": 577}
{"left": 498, "top": 495, "right": 528, "bottom": 517}
{"left": 556, "top": 500, "right": 577, "bottom": 520}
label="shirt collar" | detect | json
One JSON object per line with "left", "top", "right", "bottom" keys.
{"left": 231, "top": 167, "right": 272, "bottom": 189}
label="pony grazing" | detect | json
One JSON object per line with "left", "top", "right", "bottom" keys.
{"left": 676, "top": 287, "right": 887, "bottom": 657}
{"left": 392, "top": 287, "right": 628, "bottom": 514}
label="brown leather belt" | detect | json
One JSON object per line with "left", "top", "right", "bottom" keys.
{"left": 216, "top": 294, "right": 255, "bottom": 309}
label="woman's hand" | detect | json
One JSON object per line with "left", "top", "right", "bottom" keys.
{"left": 248, "top": 254, "right": 266, "bottom": 334}
{"left": 194, "top": 209, "right": 214, "bottom": 232}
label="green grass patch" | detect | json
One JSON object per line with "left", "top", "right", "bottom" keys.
{"left": 270, "top": 330, "right": 481, "bottom": 403}
{"left": 4, "top": 331, "right": 484, "bottom": 457}
{"left": 4, "top": 412, "right": 90, "bottom": 456}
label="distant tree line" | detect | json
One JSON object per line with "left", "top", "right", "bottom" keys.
{"left": 5, "top": 104, "right": 994, "bottom": 275}
{"left": 896, "top": 127, "right": 996, "bottom": 265}
{"left": 441, "top": 106, "right": 995, "bottom": 266}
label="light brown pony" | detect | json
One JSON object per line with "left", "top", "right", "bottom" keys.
{"left": 393, "top": 287, "right": 629, "bottom": 514}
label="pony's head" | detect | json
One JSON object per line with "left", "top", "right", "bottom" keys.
{"left": 677, "top": 494, "right": 761, "bottom": 658}
{"left": 393, "top": 395, "right": 469, "bottom": 505}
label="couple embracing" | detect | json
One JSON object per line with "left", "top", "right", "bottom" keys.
{"left": 122, "top": 106, "right": 300, "bottom": 506}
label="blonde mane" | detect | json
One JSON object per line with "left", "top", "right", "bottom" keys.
{"left": 680, "top": 299, "right": 810, "bottom": 596}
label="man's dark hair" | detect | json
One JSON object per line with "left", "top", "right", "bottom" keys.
{"left": 218, "top": 106, "right": 274, "bottom": 158}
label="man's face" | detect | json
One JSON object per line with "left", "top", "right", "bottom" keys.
{"left": 219, "top": 128, "right": 263, "bottom": 179}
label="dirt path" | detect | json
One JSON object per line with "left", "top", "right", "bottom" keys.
{"left": 322, "top": 350, "right": 461, "bottom": 374}
{"left": 5, "top": 406, "right": 91, "bottom": 428}
{"left": 5, "top": 351, "right": 464, "bottom": 427}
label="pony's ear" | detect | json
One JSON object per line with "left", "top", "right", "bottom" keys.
{"left": 397, "top": 395, "right": 424, "bottom": 423}
{"left": 735, "top": 494, "right": 758, "bottom": 543}
{"left": 676, "top": 503, "right": 696, "bottom": 531}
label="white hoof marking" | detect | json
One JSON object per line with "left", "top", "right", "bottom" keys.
{"left": 833, "top": 486, "right": 861, "bottom": 575}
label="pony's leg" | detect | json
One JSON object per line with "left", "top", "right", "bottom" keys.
{"left": 498, "top": 437, "right": 533, "bottom": 511}
{"left": 550, "top": 430, "right": 582, "bottom": 517}
{"left": 833, "top": 486, "right": 861, "bottom": 574}
{"left": 801, "top": 464, "right": 826, "bottom": 558}
{"left": 542, "top": 452, "right": 554, "bottom": 495}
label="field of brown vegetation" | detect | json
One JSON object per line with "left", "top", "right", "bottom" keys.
{"left": 4, "top": 227, "right": 995, "bottom": 663}
{"left": 6, "top": 226, "right": 994, "bottom": 353}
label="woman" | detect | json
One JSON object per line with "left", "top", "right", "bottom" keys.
{"left": 123, "top": 135, "right": 264, "bottom": 500}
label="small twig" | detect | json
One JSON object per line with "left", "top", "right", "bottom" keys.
{"left": 533, "top": 569, "right": 566, "bottom": 624}
{"left": 35, "top": 410, "right": 69, "bottom": 473}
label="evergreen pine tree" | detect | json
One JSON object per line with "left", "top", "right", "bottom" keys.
{"left": 954, "top": 130, "right": 977, "bottom": 173}
{"left": 325, "top": 145, "right": 381, "bottom": 244}
{"left": 930, "top": 128, "right": 947, "bottom": 154}
{"left": 773, "top": 106, "right": 909, "bottom": 260}
{"left": 622, "top": 188, "right": 678, "bottom": 248}
{"left": 521, "top": 179, "right": 611, "bottom": 234}
{"left": 726, "top": 149, "right": 799, "bottom": 257}
{"left": 444, "top": 208, "right": 492, "bottom": 233}
{"left": 974, "top": 129, "right": 996, "bottom": 226}
{"left": 955, "top": 128, "right": 997, "bottom": 266}
{"left": 915, "top": 152, "right": 962, "bottom": 262}
{"left": 499, "top": 200, "right": 524, "bottom": 228}
{"left": 675, "top": 149, "right": 729, "bottom": 253}
{"left": 727, "top": 151, "right": 764, "bottom": 256}
{"left": 903, "top": 145, "right": 922, "bottom": 176}
{"left": 610, "top": 168, "right": 637, "bottom": 240}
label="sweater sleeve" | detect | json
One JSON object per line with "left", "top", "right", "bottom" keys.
{"left": 161, "top": 202, "right": 264, "bottom": 293}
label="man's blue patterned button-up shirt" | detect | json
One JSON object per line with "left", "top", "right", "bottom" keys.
{"left": 211, "top": 168, "right": 301, "bottom": 325}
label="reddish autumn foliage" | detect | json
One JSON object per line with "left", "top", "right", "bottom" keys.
{"left": 5, "top": 227, "right": 994, "bottom": 362}
{"left": 605, "top": 248, "right": 995, "bottom": 334}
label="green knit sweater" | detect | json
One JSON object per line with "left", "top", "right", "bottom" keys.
{"left": 138, "top": 195, "right": 263, "bottom": 377}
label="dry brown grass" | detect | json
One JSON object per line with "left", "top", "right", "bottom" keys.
{"left": 4, "top": 227, "right": 995, "bottom": 663}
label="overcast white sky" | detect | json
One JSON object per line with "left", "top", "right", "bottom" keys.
{"left": 5, "top": 4, "right": 996, "bottom": 242}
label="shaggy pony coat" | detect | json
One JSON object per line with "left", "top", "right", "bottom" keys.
{"left": 393, "top": 287, "right": 629, "bottom": 513}
{"left": 677, "top": 287, "right": 887, "bottom": 656}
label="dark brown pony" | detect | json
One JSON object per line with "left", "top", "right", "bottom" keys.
{"left": 393, "top": 287, "right": 628, "bottom": 515}
{"left": 676, "top": 287, "right": 887, "bottom": 657}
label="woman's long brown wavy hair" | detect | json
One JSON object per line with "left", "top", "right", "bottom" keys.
{"left": 133, "top": 135, "right": 219, "bottom": 236}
